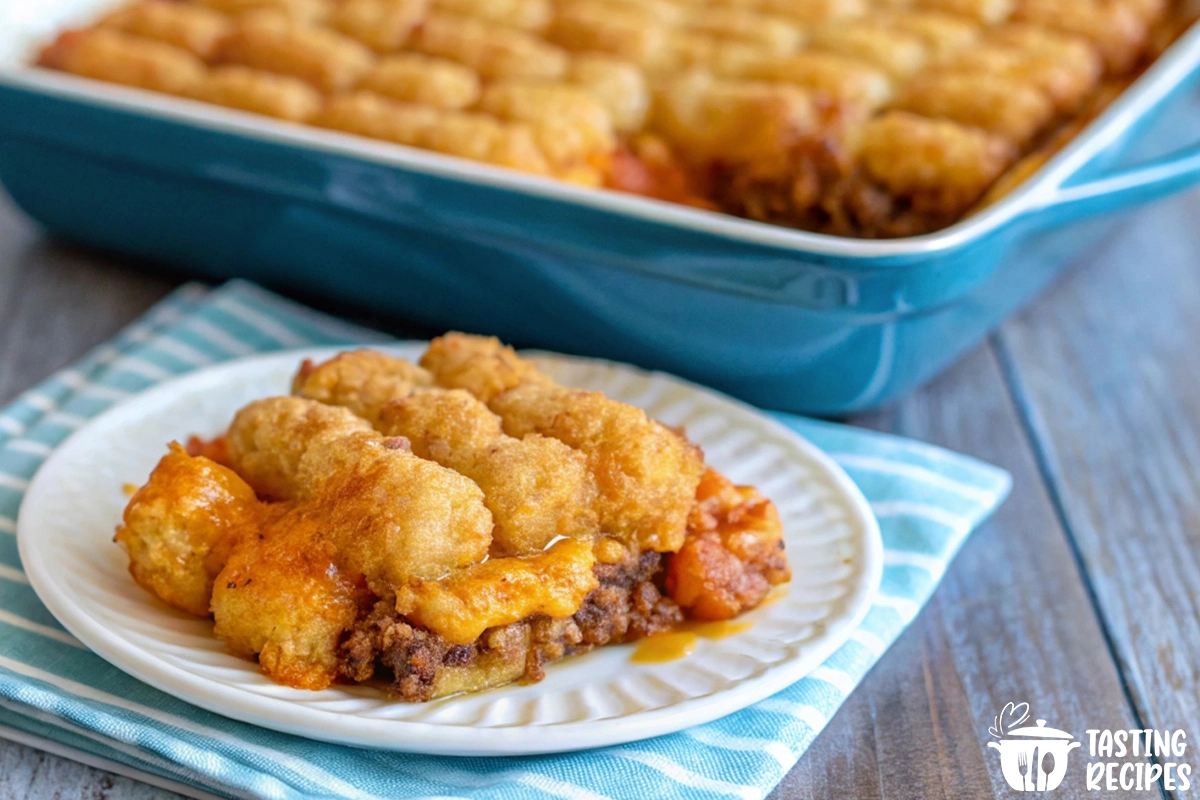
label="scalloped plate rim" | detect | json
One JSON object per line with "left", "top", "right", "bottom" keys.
{"left": 18, "top": 345, "right": 883, "bottom": 755}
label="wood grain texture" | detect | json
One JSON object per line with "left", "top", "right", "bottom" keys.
{"left": 773, "top": 341, "right": 1155, "bottom": 799}
{"left": 998, "top": 188, "right": 1200, "bottom": 799}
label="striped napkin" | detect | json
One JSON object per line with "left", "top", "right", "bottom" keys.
{"left": 0, "top": 280, "right": 1010, "bottom": 800}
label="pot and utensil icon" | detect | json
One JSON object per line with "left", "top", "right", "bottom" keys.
{"left": 988, "top": 704, "right": 1081, "bottom": 792}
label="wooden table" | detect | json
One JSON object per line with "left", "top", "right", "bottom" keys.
{"left": 1, "top": 183, "right": 1197, "bottom": 800}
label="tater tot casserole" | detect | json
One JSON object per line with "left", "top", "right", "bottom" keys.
{"left": 37, "top": 0, "right": 1198, "bottom": 236}
{"left": 117, "top": 335, "right": 790, "bottom": 699}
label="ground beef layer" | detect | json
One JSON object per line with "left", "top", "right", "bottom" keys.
{"left": 337, "top": 550, "right": 682, "bottom": 702}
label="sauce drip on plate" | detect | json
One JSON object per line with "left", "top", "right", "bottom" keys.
{"left": 630, "top": 620, "right": 754, "bottom": 663}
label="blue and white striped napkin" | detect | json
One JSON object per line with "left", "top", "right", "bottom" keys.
{"left": 0, "top": 280, "right": 1010, "bottom": 800}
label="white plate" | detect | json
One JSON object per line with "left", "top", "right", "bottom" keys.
{"left": 18, "top": 346, "right": 882, "bottom": 755}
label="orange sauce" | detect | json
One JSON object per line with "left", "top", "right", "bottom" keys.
{"left": 631, "top": 631, "right": 697, "bottom": 663}
{"left": 630, "top": 619, "right": 755, "bottom": 663}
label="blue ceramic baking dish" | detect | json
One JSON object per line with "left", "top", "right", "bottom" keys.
{"left": 1, "top": 3, "right": 1199, "bottom": 414}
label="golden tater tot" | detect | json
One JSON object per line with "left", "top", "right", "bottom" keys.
{"left": 195, "top": 0, "right": 332, "bottom": 23}
{"left": 359, "top": 53, "right": 481, "bottom": 109}
{"left": 874, "top": 10, "right": 980, "bottom": 58}
{"left": 479, "top": 80, "right": 616, "bottom": 168}
{"left": 652, "top": 72, "right": 819, "bottom": 163}
{"left": 546, "top": 5, "right": 669, "bottom": 64}
{"left": 314, "top": 91, "right": 442, "bottom": 142}
{"left": 1013, "top": 0, "right": 1146, "bottom": 73}
{"left": 226, "top": 395, "right": 373, "bottom": 499}
{"left": 101, "top": 1, "right": 233, "bottom": 59}
{"left": 683, "top": 7, "right": 805, "bottom": 54}
{"left": 40, "top": 28, "right": 205, "bottom": 95}
{"left": 412, "top": 12, "right": 568, "bottom": 80}
{"left": 721, "top": 50, "right": 894, "bottom": 112}
{"left": 556, "top": 0, "right": 687, "bottom": 25}
{"left": 912, "top": 0, "right": 1013, "bottom": 23}
{"left": 188, "top": 65, "right": 323, "bottom": 120}
{"left": 378, "top": 389, "right": 599, "bottom": 556}
{"left": 115, "top": 443, "right": 259, "bottom": 617}
{"left": 292, "top": 349, "right": 434, "bottom": 423}
{"left": 227, "top": 396, "right": 494, "bottom": 587}
{"left": 212, "top": 509, "right": 361, "bottom": 690}
{"left": 809, "top": 22, "right": 929, "bottom": 78}
{"left": 422, "top": 111, "right": 553, "bottom": 173}
{"left": 220, "top": 10, "right": 375, "bottom": 92}
{"left": 317, "top": 93, "right": 556, "bottom": 176}
{"left": 892, "top": 71, "right": 1054, "bottom": 144}
{"left": 939, "top": 44, "right": 1101, "bottom": 112}
{"left": 712, "top": 0, "right": 867, "bottom": 25}
{"left": 432, "top": 0, "right": 553, "bottom": 30}
{"left": 420, "top": 332, "right": 548, "bottom": 402}
{"left": 327, "top": 0, "right": 427, "bottom": 53}
{"left": 567, "top": 54, "right": 650, "bottom": 133}
{"left": 422, "top": 333, "right": 705, "bottom": 553}
{"left": 857, "top": 110, "right": 1016, "bottom": 210}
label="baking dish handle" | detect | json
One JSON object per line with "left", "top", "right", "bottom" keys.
{"left": 1032, "top": 140, "right": 1200, "bottom": 218}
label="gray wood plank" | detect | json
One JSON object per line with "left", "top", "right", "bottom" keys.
{"left": 998, "top": 188, "right": 1200, "bottom": 799}
{"left": 0, "top": 197, "right": 177, "bottom": 405}
{"left": 773, "top": 340, "right": 1155, "bottom": 799}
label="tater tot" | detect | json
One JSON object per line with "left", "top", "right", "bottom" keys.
{"left": 40, "top": 28, "right": 206, "bottom": 95}
{"left": 432, "top": 0, "right": 553, "bottom": 30}
{"left": 683, "top": 7, "right": 805, "bottom": 54}
{"left": 188, "top": 65, "right": 323, "bottom": 119}
{"left": 857, "top": 110, "right": 1016, "bottom": 209}
{"left": 546, "top": 6, "right": 669, "bottom": 64}
{"left": 480, "top": 80, "right": 616, "bottom": 167}
{"left": 293, "top": 350, "right": 434, "bottom": 423}
{"left": 892, "top": 71, "right": 1054, "bottom": 144}
{"left": 911, "top": 0, "right": 1013, "bottom": 22}
{"left": 211, "top": 509, "right": 360, "bottom": 690}
{"left": 412, "top": 12, "right": 568, "bottom": 80}
{"left": 315, "top": 92, "right": 552, "bottom": 173}
{"left": 940, "top": 43, "right": 1101, "bottom": 112}
{"left": 1013, "top": 0, "right": 1147, "bottom": 73}
{"left": 809, "top": 22, "right": 929, "bottom": 77}
{"left": 327, "top": 0, "right": 428, "bottom": 52}
{"left": 195, "top": 0, "right": 332, "bottom": 23}
{"left": 314, "top": 91, "right": 442, "bottom": 142}
{"left": 360, "top": 53, "right": 481, "bottom": 109}
{"left": 874, "top": 10, "right": 980, "bottom": 58}
{"left": 714, "top": 0, "right": 867, "bottom": 25}
{"left": 101, "top": 1, "right": 233, "bottom": 59}
{"left": 721, "top": 51, "right": 893, "bottom": 113}
{"left": 652, "top": 73, "right": 818, "bottom": 164}
{"left": 377, "top": 389, "right": 599, "bottom": 557}
{"left": 220, "top": 11, "right": 375, "bottom": 92}
{"left": 567, "top": 54, "right": 649, "bottom": 132}
{"left": 115, "top": 443, "right": 260, "bottom": 617}
{"left": 555, "top": 0, "right": 687, "bottom": 25}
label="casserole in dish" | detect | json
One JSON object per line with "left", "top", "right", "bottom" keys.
{"left": 0, "top": 0, "right": 1198, "bottom": 413}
